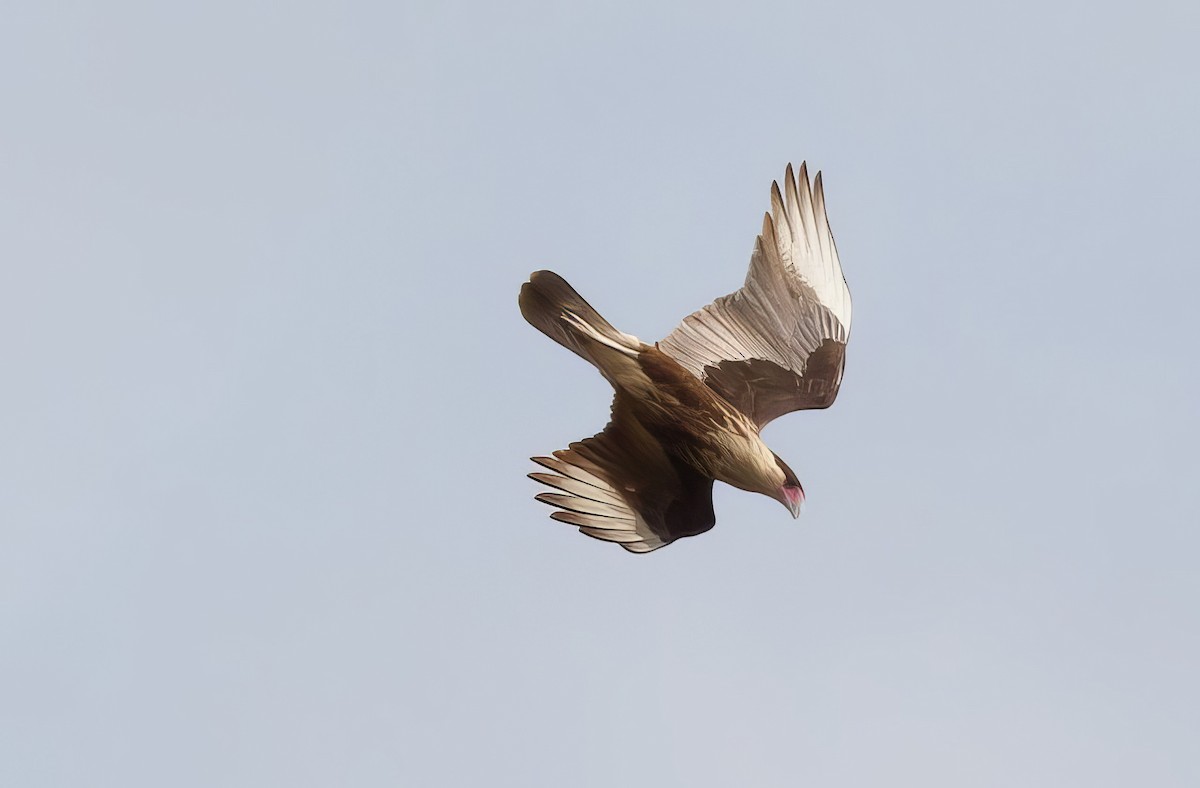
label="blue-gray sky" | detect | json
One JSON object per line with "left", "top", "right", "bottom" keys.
{"left": 3, "top": 2, "right": 1199, "bottom": 786}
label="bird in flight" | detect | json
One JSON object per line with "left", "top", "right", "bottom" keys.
{"left": 519, "top": 163, "right": 852, "bottom": 553}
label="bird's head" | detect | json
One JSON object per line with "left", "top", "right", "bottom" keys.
{"left": 771, "top": 453, "right": 805, "bottom": 519}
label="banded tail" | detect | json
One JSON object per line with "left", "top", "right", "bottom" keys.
{"left": 518, "top": 270, "right": 644, "bottom": 366}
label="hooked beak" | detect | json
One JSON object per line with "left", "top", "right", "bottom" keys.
{"left": 781, "top": 486, "right": 805, "bottom": 519}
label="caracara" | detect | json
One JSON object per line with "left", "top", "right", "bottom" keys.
{"left": 519, "top": 163, "right": 852, "bottom": 553}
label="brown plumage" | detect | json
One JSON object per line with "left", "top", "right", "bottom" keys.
{"left": 520, "top": 163, "right": 852, "bottom": 553}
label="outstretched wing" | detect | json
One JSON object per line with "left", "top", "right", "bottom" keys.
{"left": 529, "top": 394, "right": 715, "bottom": 553}
{"left": 658, "top": 163, "right": 852, "bottom": 428}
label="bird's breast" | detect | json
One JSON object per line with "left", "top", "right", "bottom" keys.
{"left": 628, "top": 347, "right": 781, "bottom": 492}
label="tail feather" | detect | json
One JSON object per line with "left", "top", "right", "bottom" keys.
{"left": 519, "top": 270, "right": 643, "bottom": 365}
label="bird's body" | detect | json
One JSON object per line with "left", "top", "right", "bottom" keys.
{"left": 591, "top": 339, "right": 783, "bottom": 496}
{"left": 520, "top": 163, "right": 851, "bottom": 553}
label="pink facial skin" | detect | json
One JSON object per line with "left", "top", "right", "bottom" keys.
{"left": 782, "top": 484, "right": 805, "bottom": 519}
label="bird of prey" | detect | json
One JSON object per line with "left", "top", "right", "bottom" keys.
{"left": 519, "top": 163, "right": 851, "bottom": 553}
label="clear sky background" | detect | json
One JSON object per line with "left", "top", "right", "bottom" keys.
{"left": 3, "top": 2, "right": 1198, "bottom": 786}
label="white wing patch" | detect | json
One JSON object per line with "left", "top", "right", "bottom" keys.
{"left": 770, "top": 162, "right": 852, "bottom": 333}
{"left": 529, "top": 453, "right": 666, "bottom": 553}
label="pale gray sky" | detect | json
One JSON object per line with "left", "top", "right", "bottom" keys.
{"left": 3, "top": 2, "right": 1199, "bottom": 786}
